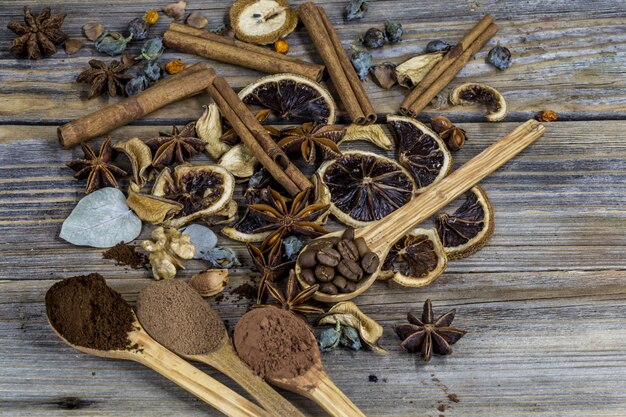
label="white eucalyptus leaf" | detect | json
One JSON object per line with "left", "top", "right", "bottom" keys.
{"left": 180, "top": 224, "right": 218, "bottom": 259}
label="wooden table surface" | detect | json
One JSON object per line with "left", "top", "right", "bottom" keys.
{"left": 2, "top": 1, "right": 626, "bottom": 416}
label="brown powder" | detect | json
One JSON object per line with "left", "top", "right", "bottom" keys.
{"left": 234, "top": 307, "right": 318, "bottom": 380}
{"left": 103, "top": 243, "right": 149, "bottom": 269}
{"left": 45, "top": 273, "right": 134, "bottom": 351}
{"left": 136, "top": 280, "right": 225, "bottom": 355}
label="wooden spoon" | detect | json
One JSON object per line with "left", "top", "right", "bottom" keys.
{"left": 47, "top": 314, "right": 272, "bottom": 417}
{"left": 184, "top": 329, "right": 307, "bottom": 417}
{"left": 297, "top": 119, "right": 545, "bottom": 302}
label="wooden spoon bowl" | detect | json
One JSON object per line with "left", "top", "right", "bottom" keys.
{"left": 297, "top": 119, "right": 545, "bottom": 302}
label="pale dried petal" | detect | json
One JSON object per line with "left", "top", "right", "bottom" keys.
{"left": 318, "top": 301, "right": 386, "bottom": 352}
{"left": 340, "top": 124, "right": 393, "bottom": 150}
{"left": 197, "top": 104, "right": 230, "bottom": 159}
{"left": 113, "top": 138, "right": 153, "bottom": 186}
{"left": 219, "top": 143, "right": 257, "bottom": 178}
{"left": 126, "top": 182, "right": 182, "bottom": 224}
{"left": 396, "top": 52, "right": 445, "bottom": 89}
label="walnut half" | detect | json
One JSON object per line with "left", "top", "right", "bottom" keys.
{"left": 141, "top": 227, "right": 195, "bottom": 280}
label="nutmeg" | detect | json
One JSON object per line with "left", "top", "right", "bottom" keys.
{"left": 190, "top": 269, "right": 228, "bottom": 297}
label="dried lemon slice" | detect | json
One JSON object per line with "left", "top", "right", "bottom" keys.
{"left": 378, "top": 228, "right": 448, "bottom": 287}
{"left": 230, "top": 0, "right": 298, "bottom": 45}
{"left": 318, "top": 151, "right": 415, "bottom": 227}
{"left": 436, "top": 185, "right": 494, "bottom": 259}
{"left": 388, "top": 115, "right": 452, "bottom": 193}
{"left": 238, "top": 73, "right": 336, "bottom": 124}
{"left": 450, "top": 83, "right": 507, "bottom": 122}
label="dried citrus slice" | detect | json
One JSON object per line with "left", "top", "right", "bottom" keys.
{"left": 388, "top": 115, "right": 452, "bottom": 193}
{"left": 378, "top": 228, "right": 448, "bottom": 287}
{"left": 450, "top": 83, "right": 507, "bottom": 122}
{"left": 230, "top": 0, "right": 298, "bottom": 45}
{"left": 435, "top": 185, "right": 494, "bottom": 259}
{"left": 238, "top": 73, "right": 336, "bottom": 124}
{"left": 318, "top": 151, "right": 415, "bottom": 227}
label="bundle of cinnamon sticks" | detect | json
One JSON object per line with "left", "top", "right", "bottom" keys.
{"left": 163, "top": 22, "right": 324, "bottom": 82}
{"left": 400, "top": 15, "right": 498, "bottom": 117}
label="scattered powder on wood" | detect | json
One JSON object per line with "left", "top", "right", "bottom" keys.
{"left": 231, "top": 282, "right": 258, "bottom": 301}
{"left": 45, "top": 273, "right": 135, "bottom": 351}
{"left": 103, "top": 242, "right": 149, "bottom": 269}
{"left": 136, "top": 280, "right": 225, "bottom": 355}
{"left": 234, "top": 307, "right": 318, "bottom": 380}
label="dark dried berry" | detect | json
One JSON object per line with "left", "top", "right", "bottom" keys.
{"left": 127, "top": 17, "right": 149, "bottom": 40}
{"left": 384, "top": 21, "right": 403, "bottom": 43}
{"left": 486, "top": 45, "right": 512, "bottom": 70}
{"left": 319, "top": 283, "right": 338, "bottom": 295}
{"left": 363, "top": 28, "right": 387, "bottom": 49}
{"left": 425, "top": 40, "right": 452, "bottom": 53}
{"left": 345, "top": 0, "right": 368, "bottom": 21}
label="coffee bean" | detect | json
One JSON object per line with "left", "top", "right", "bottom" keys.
{"left": 315, "top": 264, "right": 335, "bottom": 282}
{"left": 300, "top": 268, "right": 316, "bottom": 285}
{"left": 342, "top": 227, "right": 355, "bottom": 241}
{"left": 298, "top": 249, "right": 318, "bottom": 269}
{"left": 337, "top": 239, "right": 359, "bottom": 261}
{"left": 337, "top": 259, "right": 363, "bottom": 282}
{"left": 319, "top": 283, "right": 338, "bottom": 295}
{"left": 354, "top": 237, "right": 370, "bottom": 257}
{"left": 333, "top": 275, "right": 347, "bottom": 290}
{"left": 361, "top": 251, "right": 380, "bottom": 274}
{"left": 341, "top": 281, "right": 356, "bottom": 293}
{"left": 317, "top": 247, "right": 341, "bottom": 267}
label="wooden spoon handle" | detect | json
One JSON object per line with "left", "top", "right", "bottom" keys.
{"left": 136, "top": 340, "right": 272, "bottom": 417}
{"left": 193, "top": 342, "right": 307, "bottom": 417}
{"left": 305, "top": 373, "right": 367, "bottom": 417}
{"left": 360, "top": 119, "right": 545, "bottom": 253}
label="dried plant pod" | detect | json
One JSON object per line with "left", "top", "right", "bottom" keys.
{"left": 339, "top": 124, "right": 393, "bottom": 150}
{"left": 436, "top": 185, "right": 494, "bottom": 259}
{"left": 450, "top": 83, "right": 507, "bottom": 122}
{"left": 141, "top": 226, "right": 195, "bottom": 280}
{"left": 317, "top": 301, "right": 385, "bottom": 352}
{"left": 113, "top": 137, "right": 153, "bottom": 186}
{"left": 190, "top": 269, "right": 229, "bottom": 296}
{"left": 151, "top": 164, "right": 235, "bottom": 228}
{"left": 196, "top": 104, "right": 230, "bottom": 160}
{"left": 378, "top": 228, "right": 448, "bottom": 287}
{"left": 126, "top": 182, "right": 183, "bottom": 224}
{"left": 219, "top": 143, "right": 258, "bottom": 178}
{"left": 318, "top": 151, "right": 415, "bottom": 227}
{"left": 186, "top": 11, "right": 208, "bottom": 29}
{"left": 388, "top": 115, "right": 452, "bottom": 194}
{"left": 395, "top": 52, "right": 445, "bottom": 88}
{"left": 230, "top": 0, "right": 297, "bottom": 45}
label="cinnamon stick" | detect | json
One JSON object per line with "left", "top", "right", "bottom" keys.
{"left": 299, "top": 2, "right": 375, "bottom": 125}
{"left": 58, "top": 63, "right": 216, "bottom": 148}
{"left": 207, "top": 76, "right": 312, "bottom": 196}
{"left": 400, "top": 16, "right": 497, "bottom": 116}
{"left": 403, "top": 23, "right": 498, "bottom": 117}
{"left": 163, "top": 26, "right": 324, "bottom": 82}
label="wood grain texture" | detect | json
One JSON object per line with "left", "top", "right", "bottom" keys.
{"left": 2, "top": 0, "right": 626, "bottom": 416}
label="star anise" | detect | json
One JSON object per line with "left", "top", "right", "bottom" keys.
{"left": 247, "top": 240, "right": 294, "bottom": 303}
{"left": 248, "top": 187, "right": 329, "bottom": 251}
{"left": 8, "top": 6, "right": 67, "bottom": 59}
{"left": 278, "top": 123, "right": 345, "bottom": 165}
{"left": 220, "top": 109, "right": 280, "bottom": 146}
{"left": 76, "top": 59, "right": 133, "bottom": 99}
{"left": 145, "top": 123, "right": 205, "bottom": 168}
{"left": 265, "top": 270, "right": 324, "bottom": 315}
{"left": 66, "top": 137, "right": 128, "bottom": 194}
{"left": 394, "top": 299, "right": 466, "bottom": 361}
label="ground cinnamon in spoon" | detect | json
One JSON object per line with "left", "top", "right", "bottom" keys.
{"left": 136, "top": 280, "right": 225, "bottom": 355}
{"left": 234, "top": 307, "right": 318, "bottom": 379}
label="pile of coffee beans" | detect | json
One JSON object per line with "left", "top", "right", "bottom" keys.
{"left": 298, "top": 228, "right": 380, "bottom": 295}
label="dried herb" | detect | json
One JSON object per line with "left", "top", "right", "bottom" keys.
{"left": 425, "top": 40, "right": 452, "bottom": 53}
{"left": 165, "top": 59, "right": 185, "bottom": 74}
{"left": 145, "top": 123, "right": 204, "bottom": 168}
{"left": 8, "top": 6, "right": 67, "bottom": 59}
{"left": 247, "top": 241, "right": 294, "bottom": 302}
{"left": 362, "top": 28, "right": 387, "bottom": 49}
{"left": 95, "top": 31, "right": 133, "bottom": 56}
{"left": 394, "top": 299, "right": 466, "bottom": 361}
{"left": 125, "top": 75, "right": 149, "bottom": 96}
{"left": 282, "top": 235, "right": 304, "bottom": 261}
{"left": 384, "top": 21, "right": 403, "bottom": 43}
{"left": 77, "top": 59, "right": 133, "bottom": 99}
{"left": 201, "top": 247, "right": 240, "bottom": 269}
{"left": 264, "top": 270, "right": 323, "bottom": 315}
{"left": 278, "top": 123, "right": 345, "bottom": 165}
{"left": 487, "top": 45, "right": 512, "bottom": 70}
{"left": 345, "top": 0, "right": 368, "bottom": 21}
{"left": 138, "top": 37, "right": 164, "bottom": 61}
{"left": 349, "top": 46, "right": 373, "bottom": 81}
{"left": 127, "top": 17, "right": 149, "bottom": 41}
{"left": 64, "top": 39, "right": 84, "bottom": 55}
{"left": 143, "top": 10, "right": 160, "bottom": 25}
{"left": 66, "top": 137, "right": 128, "bottom": 194}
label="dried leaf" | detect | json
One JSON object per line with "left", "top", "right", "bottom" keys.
{"left": 395, "top": 52, "right": 445, "bottom": 88}
{"left": 82, "top": 23, "right": 105, "bottom": 41}
{"left": 113, "top": 138, "right": 153, "bottom": 186}
{"left": 197, "top": 104, "right": 229, "bottom": 159}
{"left": 180, "top": 224, "right": 218, "bottom": 259}
{"left": 64, "top": 39, "right": 84, "bottom": 55}
{"left": 340, "top": 124, "right": 393, "bottom": 150}
{"left": 318, "top": 301, "right": 386, "bottom": 352}
{"left": 126, "top": 182, "right": 182, "bottom": 224}
{"left": 219, "top": 143, "right": 257, "bottom": 178}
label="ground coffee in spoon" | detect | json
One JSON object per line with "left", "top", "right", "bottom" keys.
{"left": 45, "top": 273, "right": 134, "bottom": 351}
{"left": 234, "top": 307, "right": 318, "bottom": 379}
{"left": 136, "top": 280, "right": 225, "bottom": 355}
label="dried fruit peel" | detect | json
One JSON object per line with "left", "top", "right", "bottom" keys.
{"left": 318, "top": 301, "right": 386, "bottom": 353}
{"left": 112, "top": 138, "right": 153, "bottom": 186}
{"left": 126, "top": 182, "right": 183, "bottom": 224}
{"left": 450, "top": 83, "right": 507, "bottom": 122}
{"left": 340, "top": 124, "right": 393, "bottom": 150}
{"left": 395, "top": 52, "right": 445, "bottom": 88}
{"left": 230, "top": 0, "right": 298, "bottom": 45}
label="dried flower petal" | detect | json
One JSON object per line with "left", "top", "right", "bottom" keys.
{"left": 318, "top": 301, "right": 385, "bottom": 352}
{"left": 165, "top": 59, "right": 185, "bottom": 74}
{"left": 83, "top": 23, "right": 105, "bottom": 41}
{"left": 64, "top": 39, "right": 83, "bottom": 55}
{"left": 536, "top": 110, "right": 558, "bottom": 122}
{"left": 370, "top": 63, "right": 397, "bottom": 89}
{"left": 143, "top": 10, "right": 159, "bottom": 25}
{"left": 95, "top": 31, "right": 132, "bottom": 56}
{"left": 345, "top": 0, "right": 368, "bottom": 21}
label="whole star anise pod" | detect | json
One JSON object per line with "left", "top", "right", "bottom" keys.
{"left": 248, "top": 187, "right": 329, "bottom": 251}
{"left": 247, "top": 240, "right": 294, "bottom": 303}
{"left": 264, "top": 270, "right": 324, "bottom": 316}
{"left": 8, "top": 6, "right": 67, "bottom": 59}
{"left": 76, "top": 59, "right": 133, "bottom": 99}
{"left": 66, "top": 137, "right": 128, "bottom": 194}
{"left": 278, "top": 123, "right": 345, "bottom": 165}
{"left": 430, "top": 116, "right": 467, "bottom": 151}
{"left": 394, "top": 299, "right": 466, "bottom": 361}
{"left": 220, "top": 109, "right": 279, "bottom": 146}
{"left": 145, "top": 123, "right": 205, "bottom": 168}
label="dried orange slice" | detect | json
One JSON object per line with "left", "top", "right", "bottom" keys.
{"left": 450, "top": 83, "right": 507, "bottom": 122}
{"left": 238, "top": 73, "right": 336, "bottom": 124}
{"left": 435, "top": 185, "right": 494, "bottom": 259}
{"left": 318, "top": 151, "right": 415, "bottom": 227}
{"left": 387, "top": 115, "right": 452, "bottom": 193}
{"left": 378, "top": 228, "right": 447, "bottom": 287}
